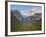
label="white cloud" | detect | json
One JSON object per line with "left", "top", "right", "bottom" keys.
{"left": 21, "top": 6, "right": 42, "bottom": 16}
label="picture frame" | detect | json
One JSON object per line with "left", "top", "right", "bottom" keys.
{"left": 5, "top": 1, "right": 45, "bottom": 36}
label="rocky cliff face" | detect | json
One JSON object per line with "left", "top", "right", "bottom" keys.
{"left": 11, "top": 10, "right": 42, "bottom": 23}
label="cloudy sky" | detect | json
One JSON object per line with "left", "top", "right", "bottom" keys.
{"left": 11, "top": 5, "right": 42, "bottom": 16}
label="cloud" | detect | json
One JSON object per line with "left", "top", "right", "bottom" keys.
{"left": 21, "top": 8, "right": 42, "bottom": 16}
{"left": 20, "top": 6, "right": 42, "bottom": 16}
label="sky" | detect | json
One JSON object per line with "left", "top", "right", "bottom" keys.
{"left": 11, "top": 5, "right": 42, "bottom": 16}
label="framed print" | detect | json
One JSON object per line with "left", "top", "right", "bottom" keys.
{"left": 5, "top": 1, "right": 45, "bottom": 36}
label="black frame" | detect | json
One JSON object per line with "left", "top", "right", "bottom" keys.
{"left": 5, "top": 1, "right": 45, "bottom": 36}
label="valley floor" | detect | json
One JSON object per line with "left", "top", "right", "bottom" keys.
{"left": 11, "top": 22, "right": 41, "bottom": 32}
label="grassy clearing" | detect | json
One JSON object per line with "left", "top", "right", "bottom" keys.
{"left": 11, "top": 22, "right": 41, "bottom": 32}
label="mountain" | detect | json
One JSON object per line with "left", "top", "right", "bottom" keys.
{"left": 11, "top": 10, "right": 42, "bottom": 24}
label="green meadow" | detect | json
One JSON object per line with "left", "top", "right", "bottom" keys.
{"left": 11, "top": 22, "right": 41, "bottom": 32}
